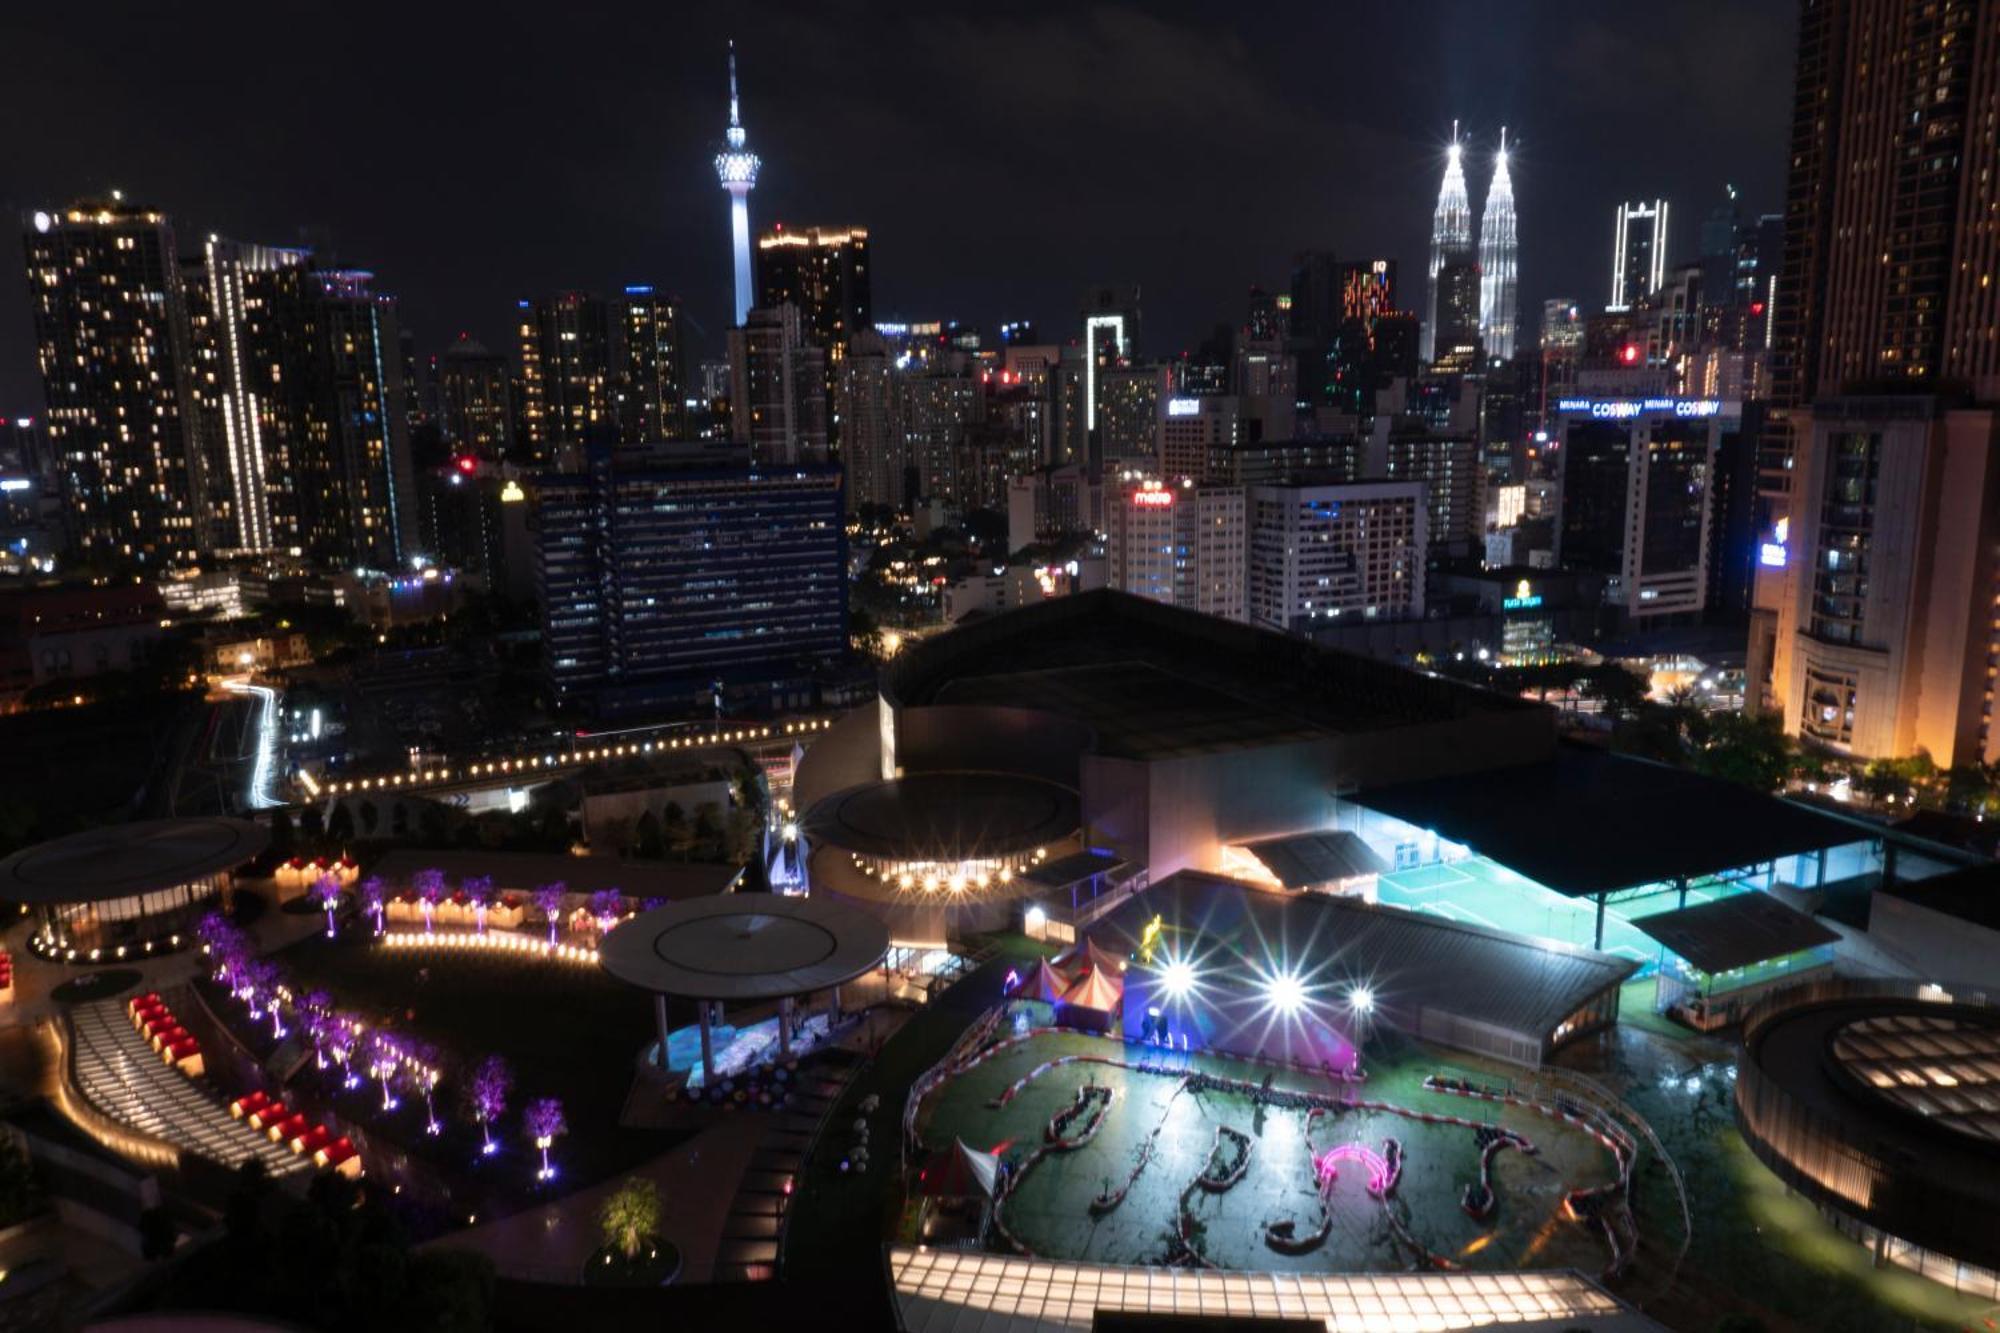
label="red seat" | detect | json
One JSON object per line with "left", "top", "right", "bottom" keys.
{"left": 315, "top": 1137, "right": 357, "bottom": 1166}
{"left": 166, "top": 1038, "right": 201, "bottom": 1059}
{"left": 269, "top": 1112, "right": 308, "bottom": 1142}
{"left": 230, "top": 1091, "right": 270, "bottom": 1118}
{"left": 292, "top": 1125, "right": 333, "bottom": 1155}
{"left": 249, "top": 1102, "right": 288, "bottom": 1129}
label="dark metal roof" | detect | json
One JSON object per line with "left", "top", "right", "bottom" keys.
{"left": 601, "top": 893, "right": 890, "bottom": 1001}
{"left": 1237, "top": 831, "right": 1390, "bottom": 888}
{"left": 1019, "top": 850, "right": 1125, "bottom": 890}
{"left": 799, "top": 773, "right": 1080, "bottom": 859}
{"left": 1633, "top": 892, "right": 1840, "bottom": 975}
{"left": 1093, "top": 870, "right": 1635, "bottom": 1042}
{"left": 1356, "top": 744, "right": 1870, "bottom": 897}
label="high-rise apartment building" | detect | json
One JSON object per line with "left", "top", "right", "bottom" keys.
{"left": 533, "top": 441, "right": 845, "bottom": 716}
{"left": 896, "top": 362, "right": 981, "bottom": 501}
{"left": 1106, "top": 477, "right": 1246, "bottom": 623}
{"left": 1367, "top": 426, "right": 1485, "bottom": 559}
{"left": 616, "top": 286, "right": 685, "bottom": 445}
{"left": 1608, "top": 201, "right": 1670, "bottom": 312}
{"left": 1096, "top": 363, "right": 1168, "bottom": 467}
{"left": 23, "top": 198, "right": 205, "bottom": 567}
{"left": 1246, "top": 480, "right": 1427, "bottom": 630}
{"left": 727, "top": 304, "right": 829, "bottom": 466}
{"left": 435, "top": 335, "right": 515, "bottom": 459}
{"left": 517, "top": 293, "right": 614, "bottom": 468}
{"left": 835, "top": 330, "right": 898, "bottom": 510}
{"left": 1159, "top": 394, "right": 1239, "bottom": 482}
{"left": 756, "top": 226, "right": 870, "bottom": 357}
{"left": 1756, "top": 0, "right": 2000, "bottom": 766}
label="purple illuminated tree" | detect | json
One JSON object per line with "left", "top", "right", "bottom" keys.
{"left": 359, "top": 876, "right": 387, "bottom": 937}
{"left": 468, "top": 1055, "right": 512, "bottom": 1154}
{"left": 464, "top": 874, "right": 496, "bottom": 934}
{"left": 299, "top": 989, "right": 334, "bottom": 1067}
{"left": 326, "top": 1019, "right": 360, "bottom": 1089}
{"left": 243, "top": 958, "right": 282, "bottom": 1026}
{"left": 413, "top": 868, "right": 447, "bottom": 934}
{"left": 367, "top": 1031, "right": 403, "bottom": 1111}
{"left": 407, "top": 1038, "right": 444, "bottom": 1134}
{"left": 532, "top": 882, "right": 567, "bottom": 947}
{"left": 587, "top": 889, "right": 624, "bottom": 937}
{"left": 524, "top": 1096, "right": 566, "bottom": 1180}
{"left": 313, "top": 874, "right": 343, "bottom": 938}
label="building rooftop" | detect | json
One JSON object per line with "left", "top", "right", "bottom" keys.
{"left": 1357, "top": 744, "right": 1872, "bottom": 898}
{"left": 600, "top": 893, "right": 890, "bottom": 1001}
{"left": 1236, "top": 830, "right": 1390, "bottom": 889}
{"left": 0, "top": 817, "right": 268, "bottom": 905}
{"left": 1094, "top": 870, "right": 1635, "bottom": 1044}
{"left": 1633, "top": 892, "right": 1840, "bottom": 975}
{"left": 801, "top": 772, "right": 1080, "bottom": 861}
{"left": 885, "top": 590, "right": 1542, "bottom": 761}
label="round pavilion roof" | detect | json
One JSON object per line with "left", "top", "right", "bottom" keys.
{"left": 599, "top": 893, "right": 891, "bottom": 1001}
{"left": 800, "top": 772, "right": 1080, "bottom": 861}
{"left": 0, "top": 817, "right": 269, "bottom": 905}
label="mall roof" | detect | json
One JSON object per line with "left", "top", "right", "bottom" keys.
{"left": 0, "top": 817, "right": 269, "bottom": 905}
{"left": 1237, "top": 831, "right": 1390, "bottom": 888}
{"left": 1019, "top": 850, "right": 1126, "bottom": 890}
{"left": 1096, "top": 871, "right": 1635, "bottom": 1043}
{"left": 884, "top": 590, "right": 1544, "bottom": 760}
{"left": 600, "top": 893, "right": 890, "bottom": 1001}
{"left": 1356, "top": 745, "right": 1868, "bottom": 897}
{"left": 1632, "top": 892, "right": 1840, "bottom": 975}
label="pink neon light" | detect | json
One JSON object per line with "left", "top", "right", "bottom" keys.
{"left": 1314, "top": 1142, "right": 1390, "bottom": 1197}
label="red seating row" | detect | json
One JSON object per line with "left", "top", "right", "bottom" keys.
{"left": 128, "top": 993, "right": 203, "bottom": 1076}
{"left": 227, "top": 1091, "right": 363, "bottom": 1179}
{"left": 0, "top": 948, "right": 12, "bottom": 1003}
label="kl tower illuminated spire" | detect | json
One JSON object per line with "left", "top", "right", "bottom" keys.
{"left": 1478, "top": 127, "right": 1519, "bottom": 361}
{"left": 714, "top": 41, "right": 761, "bottom": 327}
{"left": 1422, "top": 121, "right": 1473, "bottom": 364}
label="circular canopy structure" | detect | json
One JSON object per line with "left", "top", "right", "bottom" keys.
{"left": 801, "top": 773, "right": 1079, "bottom": 861}
{"left": 0, "top": 817, "right": 268, "bottom": 905}
{"left": 600, "top": 893, "right": 890, "bottom": 1002}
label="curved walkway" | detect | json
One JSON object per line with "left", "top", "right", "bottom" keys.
{"left": 67, "top": 997, "right": 303, "bottom": 1176}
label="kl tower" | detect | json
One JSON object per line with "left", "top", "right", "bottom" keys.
{"left": 714, "top": 41, "right": 761, "bottom": 327}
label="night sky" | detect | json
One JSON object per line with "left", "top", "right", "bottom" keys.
{"left": 0, "top": 0, "right": 1795, "bottom": 409}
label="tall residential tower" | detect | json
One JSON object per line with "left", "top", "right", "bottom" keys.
{"left": 1477, "top": 129, "right": 1519, "bottom": 362}
{"left": 713, "top": 43, "right": 761, "bottom": 327}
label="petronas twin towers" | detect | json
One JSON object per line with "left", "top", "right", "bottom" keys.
{"left": 1423, "top": 125, "right": 1517, "bottom": 364}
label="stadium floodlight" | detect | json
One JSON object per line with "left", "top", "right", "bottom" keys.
{"left": 1160, "top": 957, "right": 1197, "bottom": 1000}
{"left": 1266, "top": 969, "right": 1306, "bottom": 1015}
{"left": 1349, "top": 985, "right": 1375, "bottom": 1015}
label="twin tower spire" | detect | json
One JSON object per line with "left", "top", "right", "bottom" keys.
{"left": 1424, "top": 123, "right": 1517, "bottom": 364}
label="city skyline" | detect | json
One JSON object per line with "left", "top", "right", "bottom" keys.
{"left": 0, "top": 1, "right": 1794, "bottom": 407}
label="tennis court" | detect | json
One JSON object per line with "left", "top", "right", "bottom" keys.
{"left": 1375, "top": 856, "right": 1736, "bottom": 972}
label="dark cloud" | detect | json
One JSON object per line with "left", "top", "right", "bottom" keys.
{"left": 0, "top": 0, "right": 1794, "bottom": 406}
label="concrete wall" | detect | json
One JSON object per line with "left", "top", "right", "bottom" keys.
{"left": 1863, "top": 893, "right": 2000, "bottom": 988}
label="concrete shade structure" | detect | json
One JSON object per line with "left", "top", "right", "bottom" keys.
{"left": 0, "top": 817, "right": 268, "bottom": 961}
{"left": 600, "top": 894, "right": 889, "bottom": 1083}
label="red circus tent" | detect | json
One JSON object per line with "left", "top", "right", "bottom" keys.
{"left": 1062, "top": 964, "right": 1124, "bottom": 1014}
{"left": 1055, "top": 938, "right": 1126, "bottom": 981}
{"left": 1011, "top": 959, "right": 1070, "bottom": 1003}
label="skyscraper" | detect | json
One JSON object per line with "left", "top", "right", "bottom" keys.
{"left": 1608, "top": 201, "right": 1669, "bottom": 311}
{"left": 23, "top": 197, "right": 205, "bottom": 567}
{"left": 1477, "top": 129, "right": 1519, "bottom": 362}
{"left": 755, "top": 226, "right": 871, "bottom": 356}
{"left": 713, "top": 43, "right": 761, "bottom": 327}
{"left": 533, "top": 441, "right": 846, "bottom": 716}
{"left": 435, "top": 335, "right": 515, "bottom": 459}
{"left": 616, "top": 286, "right": 685, "bottom": 445}
{"left": 517, "top": 293, "right": 614, "bottom": 468}
{"left": 1422, "top": 130, "right": 1474, "bottom": 365}
{"left": 727, "top": 304, "right": 828, "bottom": 465}
{"left": 1756, "top": 0, "right": 2000, "bottom": 766}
